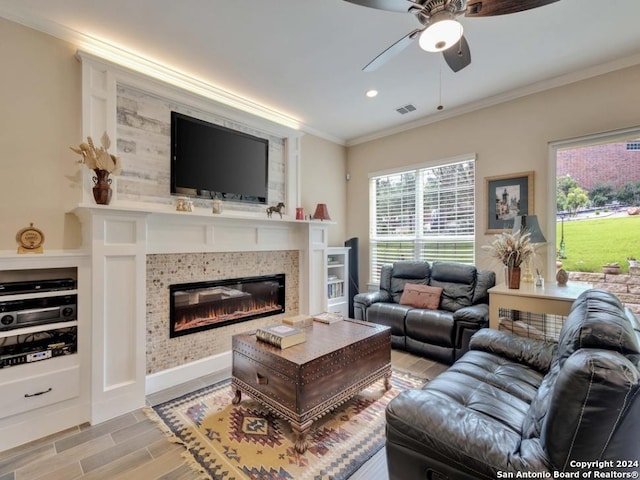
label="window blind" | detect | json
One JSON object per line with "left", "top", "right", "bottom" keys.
{"left": 369, "top": 158, "right": 475, "bottom": 284}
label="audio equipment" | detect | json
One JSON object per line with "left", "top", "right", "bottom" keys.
{"left": 344, "top": 237, "right": 360, "bottom": 318}
{"left": 0, "top": 278, "right": 75, "bottom": 296}
{"left": 0, "top": 327, "right": 77, "bottom": 369}
{"left": 0, "top": 295, "right": 77, "bottom": 331}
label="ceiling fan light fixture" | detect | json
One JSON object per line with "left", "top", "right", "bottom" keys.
{"left": 418, "top": 11, "right": 463, "bottom": 52}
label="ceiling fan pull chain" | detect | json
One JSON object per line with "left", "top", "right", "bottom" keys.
{"left": 437, "top": 60, "right": 444, "bottom": 111}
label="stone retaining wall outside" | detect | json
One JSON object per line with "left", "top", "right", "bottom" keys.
{"left": 568, "top": 266, "right": 640, "bottom": 315}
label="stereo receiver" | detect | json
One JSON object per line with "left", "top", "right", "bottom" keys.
{"left": 0, "top": 295, "right": 77, "bottom": 331}
{"left": 0, "top": 278, "right": 75, "bottom": 296}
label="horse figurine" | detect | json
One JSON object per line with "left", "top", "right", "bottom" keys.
{"left": 266, "top": 202, "right": 285, "bottom": 218}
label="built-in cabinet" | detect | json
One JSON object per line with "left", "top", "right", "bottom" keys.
{"left": 0, "top": 252, "right": 90, "bottom": 451}
{"left": 325, "top": 247, "right": 350, "bottom": 317}
{"left": 0, "top": 52, "right": 333, "bottom": 452}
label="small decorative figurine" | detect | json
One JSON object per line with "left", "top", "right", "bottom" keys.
{"left": 266, "top": 202, "right": 285, "bottom": 218}
{"left": 556, "top": 268, "right": 568, "bottom": 286}
{"left": 175, "top": 197, "right": 193, "bottom": 212}
{"left": 212, "top": 196, "right": 222, "bottom": 214}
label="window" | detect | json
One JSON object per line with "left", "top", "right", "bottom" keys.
{"left": 627, "top": 142, "right": 640, "bottom": 151}
{"left": 369, "top": 156, "right": 476, "bottom": 283}
{"left": 552, "top": 130, "right": 640, "bottom": 276}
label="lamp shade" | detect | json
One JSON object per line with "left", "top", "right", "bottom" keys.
{"left": 418, "top": 11, "right": 464, "bottom": 52}
{"left": 512, "top": 215, "right": 546, "bottom": 243}
{"left": 312, "top": 203, "right": 331, "bottom": 221}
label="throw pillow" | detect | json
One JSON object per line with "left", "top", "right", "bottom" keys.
{"left": 399, "top": 284, "right": 443, "bottom": 310}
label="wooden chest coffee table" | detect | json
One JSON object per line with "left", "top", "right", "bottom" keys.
{"left": 231, "top": 319, "right": 391, "bottom": 453}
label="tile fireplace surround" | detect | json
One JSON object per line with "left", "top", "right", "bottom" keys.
{"left": 147, "top": 252, "right": 298, "bottom": 374}
{"left": 74, "top": 204, "right": 329, "bottom": 427}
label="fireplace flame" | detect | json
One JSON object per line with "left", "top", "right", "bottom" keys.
{"left": 174, "top": 299, "right": 281, "bottom": 331}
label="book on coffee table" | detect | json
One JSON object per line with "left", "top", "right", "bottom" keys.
{"left": 282, "top": 314, "right": 313, "bottom": 328}
{"left": 256, "top": 324, "right": 306, "bottom": 348}
{"left": 312, "top": 312, "right": 343, "bottom": 324}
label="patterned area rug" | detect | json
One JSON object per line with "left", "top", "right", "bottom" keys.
{"left": 147, "top": 371, "right": 425, "bottom": 480}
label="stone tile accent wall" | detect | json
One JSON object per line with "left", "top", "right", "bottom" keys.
{"left": 146, "top": 251, "right": 298, "bottom": 374}
{"left": 115, "top": 84, "right": 286, "bottom": 212}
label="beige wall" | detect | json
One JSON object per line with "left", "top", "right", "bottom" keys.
{"left": 346, "top": 65, "right": 640, "bottom": 286}
{"left": 0, "top": 17, "right": 83, "bottom": 251}
{"left": 300, "top": 134, "right": 348, "bottom": 246}
{"left": 0, "top": 19, "right": 349, "bottom": 252}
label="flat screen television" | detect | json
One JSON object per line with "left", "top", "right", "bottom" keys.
{"left": 170, "top": 111, "right": 269, "bottom": 204}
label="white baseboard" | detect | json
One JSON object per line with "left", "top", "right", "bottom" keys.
{"left": 145, "top": 351, "right": 232, "bottom": 395}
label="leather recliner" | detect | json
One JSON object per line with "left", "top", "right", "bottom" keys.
{"left": 385, "top": 289, "right": 640, "bottom": 479}
{"left": 353, "top": 261, "right": 496, "bottom": 364}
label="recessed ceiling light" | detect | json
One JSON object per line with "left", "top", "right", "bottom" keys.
{"left": 366, "top": 89, "right": 378, "bottom": 98}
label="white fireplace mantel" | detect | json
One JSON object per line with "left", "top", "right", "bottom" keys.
{"left": 74, "top": 51, "right": 327, "bottom": 425}
{"left": 74, "top": 204, "right": 329, "bottom": 424}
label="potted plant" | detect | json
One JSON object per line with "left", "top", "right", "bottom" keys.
{"left": 484, "top": 230, "right": 535, "bottom": 289}
{"left": 71, "top": 132, "right": 121, "bottom": 205}
{"left": 602, "top": 262, "right": 621, "bottom": 275}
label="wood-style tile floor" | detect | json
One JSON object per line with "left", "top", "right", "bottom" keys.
{"left": 0, "top": 351, "right": 447, "bottom": 480}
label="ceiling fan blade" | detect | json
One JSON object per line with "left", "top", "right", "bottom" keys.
{"left": 363, "top": 28, "right": 422, "bottom": 72}
{"left": 465, "top": 0, "right": 560, "bottom": 17}
{"left": 343, "top": 0, "right": 417, "bottom": 13}
{"left": 442, "top": 35, "right": 471, "bottom": 73}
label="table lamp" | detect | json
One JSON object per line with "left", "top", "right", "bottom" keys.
{"left": 512, "top": 215, "right": 546, "bottom": 282}
{"left": 312, "top": 203, "right": 331, "bottom": 221}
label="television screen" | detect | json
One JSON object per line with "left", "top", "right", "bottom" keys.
{"left": 171, "top": 111, "right": 269, "bottom": 204}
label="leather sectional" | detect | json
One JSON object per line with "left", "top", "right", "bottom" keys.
{"left": 385, "top": 288, "right": 640, "bottom": 479}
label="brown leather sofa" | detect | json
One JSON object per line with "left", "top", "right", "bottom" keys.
{"left": 385, "top": 289, "right": 640, "bottom": 479}
{"left": 353, "top": 261, "right": 496, "bottom": 364}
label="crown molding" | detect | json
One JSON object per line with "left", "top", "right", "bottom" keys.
{"left": 346, "top": 52, "right": 640, "bottom": 147}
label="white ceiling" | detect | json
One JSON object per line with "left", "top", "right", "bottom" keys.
{"left": 2, "top": 0, "right": 640, "bottom": 144}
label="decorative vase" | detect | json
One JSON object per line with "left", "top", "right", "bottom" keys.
{"left": 92, "top": 169, "right": 112, "bottom": 205}
{"left": 505, "top": 266, "right": 521, "bottom": 289}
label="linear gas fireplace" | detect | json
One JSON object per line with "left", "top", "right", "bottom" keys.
{"left": 169, "top": 274, "right": 285, "bottom": 337}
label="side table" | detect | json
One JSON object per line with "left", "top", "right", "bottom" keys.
{"left": 488, "top": 281, "right": 592, "bottom": 330}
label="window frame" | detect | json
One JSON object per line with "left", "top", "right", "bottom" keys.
{"left": 368, "top": 154, "right": 477, "bottom": 284}
{"left": 547, "top": 127, "right": 640, "bottom": 277}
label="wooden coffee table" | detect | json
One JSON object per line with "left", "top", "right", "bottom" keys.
{"left": 231, "top": 319, "right": 391, "bottom": 453}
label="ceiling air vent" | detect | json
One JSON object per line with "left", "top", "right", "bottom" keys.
{"left": 396, "top": 104, "right": 417, "bottom": 115}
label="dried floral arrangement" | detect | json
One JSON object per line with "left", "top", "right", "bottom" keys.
{"left": 71, "top": 132, "right": 122, "bottom": 175}
{"left": 484, "top": 230, "right": 535, "bottom": 268}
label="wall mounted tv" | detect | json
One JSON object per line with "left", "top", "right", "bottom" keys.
{"left": 170, "top": 111, "right": 269, "bottom": 204}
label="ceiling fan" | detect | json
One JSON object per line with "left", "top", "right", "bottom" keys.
{"left": 345, "top": 0, "right": 560, "bottom": 73}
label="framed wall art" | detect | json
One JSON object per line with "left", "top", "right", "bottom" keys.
{"left": 485, "top": 171, "right": 534, "bottom": 233}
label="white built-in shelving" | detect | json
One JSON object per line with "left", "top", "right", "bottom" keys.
{"left": 325, "top": 247, "right": 350, "bottom": 317}
{"left": 0, "top": 251, "right": 90, "bottom": 451}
